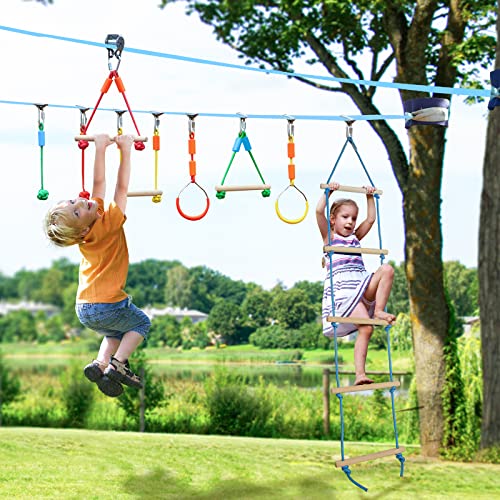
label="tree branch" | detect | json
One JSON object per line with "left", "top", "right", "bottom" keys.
{"left": 434, "top": 0, "right": 467, "bottom": 95}
{"left": 303, "top": 32, "right": 409, "bottom": 188}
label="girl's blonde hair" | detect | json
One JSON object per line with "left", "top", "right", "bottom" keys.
{"left": 44, "top": 205, "right": 86, "bottom": 247}
{"left": 329, "top": 198, "right": 358, "bottom": 228}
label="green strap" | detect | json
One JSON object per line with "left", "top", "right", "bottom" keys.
{"left": 217, "top": 131, "right": 270, "bottom": 199}
{"left": 37, "top": 123, "right": 48, "bottom": 200}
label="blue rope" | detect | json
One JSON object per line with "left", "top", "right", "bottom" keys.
{"left": 0, "top": 24, "right": 490, "bottom": 98}
{"left": 0, "top": 99, "right": 409, "bottom": 122}
{"left": 396, "top": 452, "right": 406, "bottom": 477}
{"left": 342, "top": 466, "right": 368, "bottom": 492}
{"left": 324, "top": 124, "right": 405, "bottom": 490}
{"left": 325, "top": 141, "right": 349, "bottom": 185}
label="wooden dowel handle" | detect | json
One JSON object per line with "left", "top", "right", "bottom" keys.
{"left": 215, "top": 185, "right": 271, "bottom": 192}
{"left": 127, "top": 190, "right": 163, "bottom": 197}
{"left": 323, "top": 245, "right": 389, "bottom": 255}
{"left": 320, "top": 183, "right": 383, "bottom": 195}
{"left": 75, "top": 135, "right": 148, "bottom": 142}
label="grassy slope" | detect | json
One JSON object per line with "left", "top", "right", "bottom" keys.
{"left": 0, "top": 428, "right": 498, "bottom": 499}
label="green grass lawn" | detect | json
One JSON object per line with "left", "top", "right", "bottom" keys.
{"left": 0, "top": 427, "right": 498, "bottom": 499}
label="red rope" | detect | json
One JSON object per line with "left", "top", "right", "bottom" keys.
{"left": 77, "top": 70, "right": 145, "bottom": 198}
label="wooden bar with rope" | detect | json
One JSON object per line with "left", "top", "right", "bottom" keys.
{"left": 324, "top": 246, "right": 389, "bottom": 255}
{"left": 127, "top": 190, "right": 163, "bottom": 197}
{"left": 327, "top": 316, "right": 389, "bottom": 326}
{"left": 320, "top": 183, "right": 383, "bottom": 195}
{"left": 331, "top": 381, "right": 400, "bottom": 395}
{"left": 335, "top": 447, "right": 406, "bottom": 467}
{"left": 75, "top": 135, "right": 148, "bottom": 143}
{"left": 215, "top": 184, "right": 271, "bottom": 192}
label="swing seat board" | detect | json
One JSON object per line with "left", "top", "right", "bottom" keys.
{"left": 323, "top": 245, "right": 389, "bottom": 255}
{"left": 320, "top": 183, "right": 383, "bottom": 195}
{"left": 331, "top": 381, "right": 400, "bottom": 394}
{"left": 335, "top": 447, "right": 405, "bottom": 467}
{"left": 215, "top": 184, "right": 271, "bottom": 192}
{"left": 327, "top": 316, "right": 388, "bottom": 326}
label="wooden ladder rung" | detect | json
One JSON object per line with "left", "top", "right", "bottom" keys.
{"left": 320, "top": 183, "right": 383, "bottom": 195}
{"left": 335, "top": 447, "right": 405, "bottom": 467}
{"left": 127, "top": 190, "right": 163, "bottom": 197}
{"left": 327, "top": 316, "right": 388, "bottom": 326}
{"left": 215, "top": 185, "right": 271, "bottom": 192}
{"left": 323, "top": 245, "right": 388, "bottom": 255}
{"left": 331, "top": 381, "right": 400, "bottom": 394}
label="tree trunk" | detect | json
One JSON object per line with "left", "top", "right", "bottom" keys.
{"left": 404, "top": 125, "right": 450, "bottom": 456}
{"left": 479, "top": 7, "right": 500, "bottom": 449}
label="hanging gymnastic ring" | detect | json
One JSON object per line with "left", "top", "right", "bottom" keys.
{"left": 275, "top": 184, "right": 309, "bottom": 224}
{"left": 176, "top": 181, "right": 210, "bottom": 221}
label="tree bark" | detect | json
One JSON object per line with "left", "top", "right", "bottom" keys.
{"left": 479, "top": 5, "right": 500, "bottom": 449}
{"left": 405, "top": 125, "right": 449, "bottom": 456}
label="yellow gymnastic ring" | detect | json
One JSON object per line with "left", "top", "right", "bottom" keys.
{"left": 275, "top": 184, "right": 309, "bottom": 224}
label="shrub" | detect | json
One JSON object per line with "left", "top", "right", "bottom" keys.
{"left": 250, "top": 323, "right": 323, "bottom": 350}
{"left": 205, "top": 369, "right": 273, "bottom": 436}
{"left": 116, "top": 349, "right": 166, "bottom": 431}
{"left": 60, "top": 362, "right": 95, "bottom": 428}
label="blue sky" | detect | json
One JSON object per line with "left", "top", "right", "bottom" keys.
{"left": 0, "top": 0, "right": 488, "bottom": 289}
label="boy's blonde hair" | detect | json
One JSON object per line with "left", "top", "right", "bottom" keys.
{"left": 329, "top": 198, "right": 358, "bottom": 227}
{"left": 44, "top": 204, "right": 86, "bottom": 247}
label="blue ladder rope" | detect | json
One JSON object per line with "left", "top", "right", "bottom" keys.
{"left": 324, "top": 124, "right": 404, "bottom": 491}
{"left": 342, "top": 466, "right": 368, "bottom": 492}
{"left": 0, "top": 24, "right": 491, "bottom": 98}
{"left": 348, "top": 134, "right": 406, "bottom": 474}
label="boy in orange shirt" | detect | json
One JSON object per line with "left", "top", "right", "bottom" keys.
{"left": 44, "top": 134, "right": 150, "bottom": 397}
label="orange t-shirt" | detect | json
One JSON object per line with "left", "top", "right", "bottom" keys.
{"left": 76, "top": 198, "right": 129, "bottom": 304}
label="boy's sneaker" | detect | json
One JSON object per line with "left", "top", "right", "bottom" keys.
{"left": 84, "top": 360, "right": 123, "bottom": 398}
{"left": 104, "top": 356, "right": 143, "bottom": 389}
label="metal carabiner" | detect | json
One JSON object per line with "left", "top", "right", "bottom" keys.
{"left": 152, "top": 112, "right": 163, "bottom": 133}
{"left": 35, "top": 104, "right": 47, "bottom": 127}
{"left": 77, "top": 106, "right": 90, "bottom": 130}
{"left": 237, "top": 112, "right": 247, "bottom": 133}
{"left": 341, "top": 115, "right": 355, "bottom": 139}
{"left": 284, "top": 115, "right": 295, "bottom": 138}
{"left": 115, "top": 109, "right": 127, "bottom": 131}
{"left": 187, "top": 113, "right": 198, "bottom": 135}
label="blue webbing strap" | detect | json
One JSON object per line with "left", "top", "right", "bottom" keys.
{"left": 0, "top": 25, "right": 490, "bottom": 98}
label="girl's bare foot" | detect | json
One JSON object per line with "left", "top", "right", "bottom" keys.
{"left": 354, "top": 375, "right": 374, "bottom": 386}
{"left": 374, "top": 310, "right": 396, "bottom": 324}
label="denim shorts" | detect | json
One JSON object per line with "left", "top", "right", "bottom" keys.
{"left": 75, "top": 296, "right": 151, "bottom": 340}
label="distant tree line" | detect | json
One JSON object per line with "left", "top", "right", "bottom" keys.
{"left": 0, "top": 258, "right": 478, "bottom": 348}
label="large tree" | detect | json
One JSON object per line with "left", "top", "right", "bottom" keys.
{"left": 163, "top": 0, "right": 496, "bottom": 456}
{"left": 479, "top": 4, "right": 499, "bottom": 450}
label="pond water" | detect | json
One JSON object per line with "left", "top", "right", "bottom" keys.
{"left": 151, "top": 361, "right": 413, "bottom": 393}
